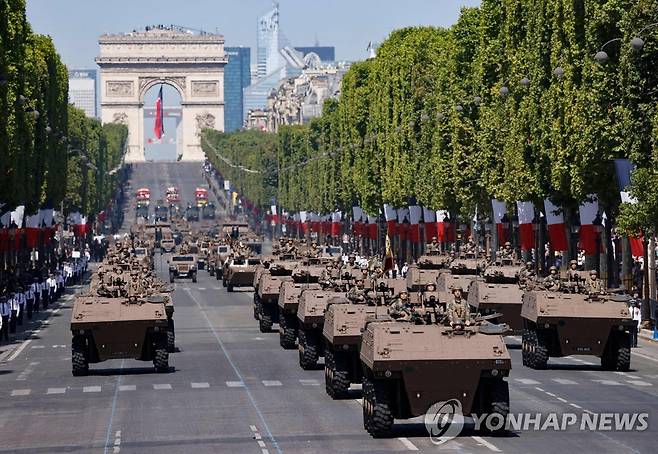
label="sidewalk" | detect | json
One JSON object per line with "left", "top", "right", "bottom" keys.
{"left": 639, "top": 328, "right": 658, "bottom": 343}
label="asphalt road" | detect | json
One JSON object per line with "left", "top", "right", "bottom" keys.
{"left": 1, "top": 162, "right": 658, "bottom": 453}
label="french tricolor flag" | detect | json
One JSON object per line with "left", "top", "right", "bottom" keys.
{"left": 516, "top": 201, "right": 535, "bottom": 251}
{"left": 383, "top": 204, "right": 397, "bottom": 236}
{"left": 544, "top": 199, "right": 568, "bottom": 251}
{"left": 579, "top": 196, "right": 599, "bottom": 255}
{"left": 423, "top": 207, "right": 436, "bottom": 242}
{"left": 491, "top": 199, "right": 508, "bottom": 243}
{"left": 154, "top": 86, "right": 164, "bottom": 140}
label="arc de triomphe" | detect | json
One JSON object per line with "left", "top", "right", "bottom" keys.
{"left": 96, "top": 26, "right": 227, "bottom": 162}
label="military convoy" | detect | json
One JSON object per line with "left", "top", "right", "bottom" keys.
{"left": 168, "top": 254, "right": 198, "bottom": 283}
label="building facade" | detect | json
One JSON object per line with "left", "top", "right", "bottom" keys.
{"left": 256, "top": 2, "right": 281, "bottom": 79}
{"left": 224, "top": 47, "right": 251, "bottom": 132}
{"left": 68, "top": 69, "right": 97, "bottom": 118}
{"left": 294, "top": 46, "right": 335, "bottom": 64}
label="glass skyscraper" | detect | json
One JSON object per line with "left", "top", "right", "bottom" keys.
{"left": 224, "top": 47, "right": 251, "bottom": 132}
{"left": 257, "top": 2, "right": 281, "bottom": 79}
{"left": 68, "top": 69, "right": 97, "bottom": 118}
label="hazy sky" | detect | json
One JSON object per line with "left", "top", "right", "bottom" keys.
{"left": 26, "top": 0, "right": 481, "bottom": 69}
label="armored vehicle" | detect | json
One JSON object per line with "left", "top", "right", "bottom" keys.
{"left": 197, "top": 239, "right": 212, "bottom": 270}
{"left": 168, "top": 254, "right": 198, "bottom": 283}
{"left": 185, "top": 204, "right": 200, "bottom": 222}
{"left": 449, "top": 253, "right": 483, "bottom": 275}
{"left": 468, "top": 281, "right": 523, "bottom": 333}
{"left": 223, "top": 256, "right": 262, "bottom": 291}
{"left": 202, "top": 202, "right": 216, "bottom": 219}
{"left": 135, "top": 204, "right": 149, "bottom": 220}
{"left": 160, "top": 236, "right": 176, "bottom": 253}
{"left": 278, "top": 281, "right": 322, "bottom": 349}
{"left": 213, "top": 244, "right": 232, "bottom": 279}
{"left": 324, "top": 301, "right": 389, "bottom": 398}
{"left": 406, "top": 255, "right": 447, "bottom": 291}
{"left": 70, "top": 294, "right": 170, "bottom": 375}
{"left": 255, "top": 265, "right": 294, "bottom": 332}
{"left": 154, "top": 202, "right": 168, "bottom": 222}
{"left": 360, "top": 318, "right": 511, "bottom": 437}
{"left": 521, "top": 291, "right": 634, "bottom": 370}
{"left": 437, "top": 272, "right": 481, "bottom": 302}
{"left": 297, "top": 290, "right": 346, "bottom": 370}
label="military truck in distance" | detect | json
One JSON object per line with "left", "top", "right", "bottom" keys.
{"left": 255, "top": 266, "right": 294, "bottom": 332}
{"left": 278, "top": 281, "right": 321, "bottom": 349}
{"left": 360, "top": 320, "right": 511, "bottom": 437}
{"left": 297, "top": 290, "right": 346, "bottom": 370}
{"left": 70, "top": 294, "right": 170, "bottom": 375}
{"left": 185, "top": 204, "right": 200, "bottom": 222}
{"left": 168, "top": 255, "right": 198, "bottom": 283}
{"left": 160, "top": 236, "right": 176, "bottom": 253}
{"left": 223, "top": 257, "right": 262, "bottom": 292}
{"left": 521, "top": 291, "right": 634, "bottom": 370}
{"left": 213, "top": 244, "right": 232, "bottom": 280}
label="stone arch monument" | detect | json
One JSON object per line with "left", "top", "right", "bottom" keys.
{"left": 96, "top": 26, "right": 227, "bottom": 162}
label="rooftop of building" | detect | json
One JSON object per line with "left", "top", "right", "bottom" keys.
{"left": 99, "top": 25, "right": 224, "bottom": 42}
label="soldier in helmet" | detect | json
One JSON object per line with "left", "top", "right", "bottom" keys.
{"left": 543, "top": 266, "right": 562, "bottom": 291}
{"left": 388, "top": 291, "right": 411, "bottom": 320}
{"left": 446, "top": 286, "right": 470, "bottom": 326}
{"left": 518, "top": 261, "right": 536, "bottom": 287}
{"left": 427, "top": 236, "right": 440, "bottom": 254}
{"left": 567, "top": 260, "right": 581, "bottom": 283}
{"left": 500, "top": 241, "right": 516, "bottom": 261}
{"left": 347, "top": 278, "right": 367, "bottom": 303}
{"left": 585, "top": 270, "right": 605, "bottom": 295}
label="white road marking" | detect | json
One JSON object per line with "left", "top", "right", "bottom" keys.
{"left": 116, "top": 431, "right": 122, "bottom": 437}
{"left": 626, "top": 380, "right": 652, "bottom": 387}
{"left": 30, "top": 345, "right": 45, "bottom": 349}
{"left": 515, "top": 378, "right": 540, "bottom": 385}
{"left": 570, "top": 403, "right": 582, "bottom": 409}
{"left": 255, "top": 433, "right": 262, "bottom": 440}
{"left": 52, "top": 308, "right": 60, "bottom": 314}
{"left": 534, "top": 387, "right": 545, "bottom": 392}
{"left": 11, "top": 389, "right": 31, "bottom": 396}
{"left": 557, "top": 397, "right": 568, "bottom": 403}
{"left": 119, "top": 385, "right": 136, "bottom": 391}
{"left": 397, "top": 437, "right": 419, "bottom": 451}
{"left": 182, "top": 287, "right": 191, "bottom": 291}
{"left": 212, "top": 287, "right": 222, "bottom": 290}
{"left": 262, "top": 380, "right": 282, "bottom": 387}
{"left": 472, "top": 436, "right": 501, "bottom": 452}
{"left": 191, "top": 382, "right": 210, "bottom": 389}
{"left": 544, "top": 392, "right": 556, "bottom": 397}
{"left": 580, "top": 361, "right": 595, "bottom": 365}
{"left": 153, "top": 384, "right": 172, "bottom": 390}
{"left": 198, "top": 287, "right": 206, "bottom": 291}
{"left": 262, "top": 450, "right": 269, "bottom": 454}
{"left": 250, "top": 425, "right": 258, "bottom": 432}
{"left": 226, "top": 381, "right": 245, "bottom": 387}
{"left": 47, "top": 388, "right": 66, "bottom": 395}
{"left": 257, "top": 441, "right": 266, "bottom": 448}
{"left": 83, "top": 386, "right": 102, "bottom": 393}
{"left": 593, "top": 379, "right": 622, "bottom": 386}
{"left": 7, "top": 339, "right": 32, "bottom": 361}
{"left": 113, "top": 448, "right": 119, "bottom": 454}
{"left": 552, "top": 378, "right": 579, "bottom": 385}
{"left": 614, "top": 372, "right": 641, "bottom": 379}
{"left": 632, "top": 351, "right": 658, "bottom": 363}
{"left": 299, "top": 379, "right": 320, "bottom": 386}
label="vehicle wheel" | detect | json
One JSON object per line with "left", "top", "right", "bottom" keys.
{"left": 298, "top": 329, "right": 319, "bottom": 370}
{"left": 483, "top": 379, "right": 509, "bottom": 434}
{"left": 192, "top": 273, "right": 197, "bottom": 283}
{"left": 222, "top": 277, "right": 227, "bottom": 287}
{"left": 169, "top": 272, "right": 175, "bottom": 283}
{"left": 279, "top": 310, "right": 297, "bottom": 349}
{"left": 216, "top": 271, "right": 221, "bottom": 280}
{"left": 227, "top": 285, "right": 234, "bottom": 292}
{"left": 602, "top": 332, "right": 630, "bottom": 371}
{"left": 259, "top": 306, "right": 273, "bottom": 333}
{"left": 71, "top": 335, "right": 89, "bottom": 376}
{"left": 153, "top": 336, "right": 169, "bottom": 373}
{"left": 365, "top": 377, "right": 394, "bottom": 438}
{"left": 362, "top": 377, "right": 373, "bottom": 431}
{"left": 253, "top": 296, "right": 261, "bottom": 320}
{"left": 521, "top": 329, "right": 531, "bottom": 367}
{"left": 325, "top": 349, "right": 350, "bottom": 399}
{"left": 167, "top": 319, "right": 176, "bottom": 353}
{"left": 527, "top": 328, "right": 548, "bottom": 370}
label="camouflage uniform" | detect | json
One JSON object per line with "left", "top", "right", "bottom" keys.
{"left": 542, "top": 267, "right": 562, "bottom": 291}
{"left": 585, "top": 273, "right": 605, "bottom": 294}
{"left": 446, "top": 291, "right": 470, "bottom": 325}
{"left": 518, "top": 262, "right": 536, "bottom": 287}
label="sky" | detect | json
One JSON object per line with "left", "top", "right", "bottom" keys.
{"left": 26, "top": 0, "right": 480, "bottom": 160}
{"left": 26, "top": 0, "right": 481, "bottom": 68}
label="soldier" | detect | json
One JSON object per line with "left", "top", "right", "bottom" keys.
{"left": 500, "top": 241, "right": 516, "bottom": 261}
{"left": 0, "top": 292, "right": 10, "bottom": 342}
{"left": 388, "top": 291, "right": 411, "bottom": 320}
{"left": 567, "top": 260, "right": 581, "bottom": 283}
{"left": 347, "top": 278, "right": 367, "bottom": 303}
{"left": 446, "top": 286, "right": 470, "bottom": 326}
{"left": 585, "top": 270, "right": 605, "bottom": 295}
{"left": 542, "top": 266, "right": 562, "bottom": 291}
{"left": 461, "top": 236, "right": 478, "bottom": 256}
{"left": 518, "top": 261, "right": 536, "bottom": 287}
{"left": 427, "top": 236, "right": 440, "bottom": 254}
{"left": 285, "top": 239, "right": 297, "bottom": 256}
{"left": 319, "top": 263, "right": 336, "bottom": 288}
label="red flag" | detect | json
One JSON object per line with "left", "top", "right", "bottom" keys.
{"left": 579, "top": 197, "right": 599, "bottom": 255}
{"left": 544, "top": 199, "right": 568, "bottom": 251}
{"left": 517, "top": 201, "right": 535, "bottom": 251}
{"left": 154, "top": 86, "right": 164, "bottom": 140}
{"left": 629, "top": 236, "right": 644, "bottom": 257}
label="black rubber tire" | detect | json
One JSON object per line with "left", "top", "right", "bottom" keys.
{"left": 259, "top": 308, "right": 273, "bottom": 333}
{"left": 325, "top": 349, "right": 350, "bottom": 399}
{"left": 71, "top": 336, "right": 89, "bottom": 376}
{"left": 222, "top": 277, "right": 227, "bottom": 287}
{"left": 365, "top": 378, "right": 394, "bottom": 438}
{"left": 169, "top": 273, "right": 175, "bottom": 283}
{"left": 362, "top": 377, "right": 372, "bottom": 431}
{"left": 298, "top": 329, "right": 319, "bottom": 370}
{"left": 253, "top": 297, "right": 261, "bottom": 320}
{"left": 527, "top": 328, "right": 548, "bottom": 370}
{"left": 521, "top": 329, "right": 531, "bottom": 367}
{"left": 154, "top": 347, "right": 169, "bottom": 373}
{"left": 227, "top": 285, "right": 234, "bottom": 292}
{"left": 279, "top": 310, "right": 297, "bottom": 349}
{"left": 192, "top": 273, "right": 197, "bottom": 283}
{"left": 484, "top": 379, "right": 509, "bottom": 434}
{"left": 216, "top": 271, "right": 221, "bottom": 280}
{"left": 167, "top": 319, "right": 175, "bottom": 353}
{"left": 602, "top": 332, "right": 631, "bottom": 371}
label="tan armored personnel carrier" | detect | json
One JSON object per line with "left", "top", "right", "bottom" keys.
{"left": 168, "top": 254, "right": 198, "bottom": 283}
{"left": 406, "top": 255, "right": 448, "bottom": 291}
{"left": 213, "top": 244, "right": 232, "bottom": 280}
{"left": 297, "top": 290, "right": 346, "bottom": 369}
{"left": 255, "top": 266, "right": 294, "bottom": 332}
{"left": 360, "top": 317, "right": 511, "bottom": 437}
{"left": 521, "top": 291, "right": 634, "bottom": 370}
{"left": 437, "top": 272, "right": 482, "bottom": 302}
{"left": 223, "top": 256, "right": 262, "bottom": 291}
{"left": 278, "top": 281, "right": 322, "bottom": 349}
{"left": 70, "top": 293, "right": 170, "bottom": 375}
{"left": 468, "top": 260, "right": 523, "bottom": 333}
{"left": 449, "top": 253, "right": 484, "bottom": 275}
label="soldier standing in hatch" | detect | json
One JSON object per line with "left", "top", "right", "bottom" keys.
{"left": 542, "top": 266, "right": 562, "bottom": 291}
{"left": 446, "top": 286, "right": 470, "bottom": 326}
{"left": 500, "top": 241, "right": 516, "bottom": 261}
{"left": 347, "top": 278, "right": 367, "bottom": 303}
{"left": 518, "top": 261, "right": 536, "bottom": 288}
{"left": 585, "top": 270, "right": 605, "bottom": 295}
{"left": 567, "top": 260, "right": 581, "bottom": 282}
{"left": 427, "top": 237, "right": 440, "bottom": 254}
{"left": 388, "top": 291, "right": 412, "bottom": 321}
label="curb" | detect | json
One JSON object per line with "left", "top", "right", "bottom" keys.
{"left": 639, "top": 328, "right": 658, "bottom": 343}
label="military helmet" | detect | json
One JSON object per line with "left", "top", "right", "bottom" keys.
{"left": 504, "top": 241, "right": 511, "bottom": 247}
{"left": 426, "top": 283, "right": 436, "bottom": 292}
{"left": 569, "top": 259, "right": 578, "bottom": 266}
{"left": 549, "top": 265, "right": 558, "bottom": 272}
{"left": 399, "top": 291, "right": 408, "bottom": 300}
{"left": 590, "top": 270, "right": 598, "bottom": 276}
{"left": 526, "top": 261, "right": 533, "bottom": 266}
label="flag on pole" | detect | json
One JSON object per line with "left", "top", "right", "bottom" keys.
{"left": 579, "top": 196, "right": 599, "bottom": 255}
{"left": 154, "top": 86, "right": 164, "bottom": 140}
{"left": 516, "top": 201, "right": 535, "bottom": 251}
{"left": 544, "top": 199, "right": 568, "bottom": 251}
{"left": 491, "top": 200, "right": 508, "bottom": 243}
